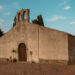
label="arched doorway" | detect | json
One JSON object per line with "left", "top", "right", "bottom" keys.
{"left": 18, "top": 43, "right": 27, "bottom": 61}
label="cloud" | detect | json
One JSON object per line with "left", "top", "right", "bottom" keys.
{"left": 70, "top": 22, "right": 75, "bottom": 24}
{"left": 3, "top": 12, "right": 11, "bottom": 16}
{"left": 12, "top": 2, "right": 19, "bottom": 9}
{"left": 0, "top": 19, "right": 10, "bottom": 33}
{"left": 63, "top": 0, "right": 71, "bottom": 4}
{"left": 59, "top": 0, "right": 71, "bottom": 6}
{"left": 0, "top": 19, "right": 5, "bottom": 30}
{"left": 0, "top": 19, "right": 4, "bottom": 23}
{"left": 64, "top": 6, "right": 71, "bottom": 10}
{"left": 0, "top": 5, "right": 4, "bottom": 10}
{"left": 64, "top": 1, "right": 67, "bottom": 4}
{"left": 47, "top": 15, "right": 67, "bottom": 22}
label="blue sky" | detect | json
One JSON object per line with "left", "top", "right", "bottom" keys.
{"left": 0, "top": 0, "right": 75, "bottom": 35}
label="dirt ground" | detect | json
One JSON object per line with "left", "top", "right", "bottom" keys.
{"left": 0, "top": 63, "right": 75, "bottom": 75}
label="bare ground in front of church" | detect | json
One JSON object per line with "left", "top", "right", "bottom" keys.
{"left": 0, "top": 63, "right": 75, "bottom": 75}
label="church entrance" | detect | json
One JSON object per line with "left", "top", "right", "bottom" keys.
{"left": 18, "top": 43, "right": 27, "bottom": 61}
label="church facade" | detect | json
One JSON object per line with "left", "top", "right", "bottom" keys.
{"left": 0, "top": 9, "right": 75, "bottom": 64}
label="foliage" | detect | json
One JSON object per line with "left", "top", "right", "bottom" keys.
{"left": 0, "top": 29, "right": 4, "bottom": 37}
{"left": 32, "top": 15, "right": 44, "bottom": 26}
{"left": 30, "top": 51, "right": 32, "bottom": 55}
{"left": 13, "top": 16, "right": 16, "bottom": 27}
{"left": 12, "top": 49, "right": 16, "bottom": 53}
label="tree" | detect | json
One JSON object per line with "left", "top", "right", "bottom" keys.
{"left": 32, "top": 19, "right": 39, "bottom": 24}
{"left": 0, "top": 29, "right": 4, "bottom": 37}
{"left": 32, "top": 14, "right": 44, "bottom": 26}
{"left": 13, "top": 16, "right": 16, "bottom": 27}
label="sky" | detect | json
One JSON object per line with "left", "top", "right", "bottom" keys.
{"left": 0, "top": 0, "right": 75, "bottom": 35}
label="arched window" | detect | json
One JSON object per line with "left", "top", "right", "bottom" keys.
{"left": 23, "top": 11, "right": 26, "bottom": 20}
{"left": 18, "top": 13, "right": 21, "bottom": 21}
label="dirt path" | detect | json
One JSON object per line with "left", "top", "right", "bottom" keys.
{"left": 0, "top": 63, "right": 75, "bottom": 75}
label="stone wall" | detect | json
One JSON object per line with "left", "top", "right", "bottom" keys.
{"left": 0, "top": 21, "right": 27, "bottom": 61}
{"left": 0, "top": 21, "right": 39, "bottom": 63}
{"left": 26, "top": 23, "right": 39, "bottom": 62}
{"left": 0, "top": 20, "right": 69, "bottom": 64}
{"left": 0, "top": 21, "right": 69, "bottom": 63}
{"left": 68, "top": 34, "right": 75, "bottom": 64}
{"left": 39, "top": 26, "right": 69, "bottom": 62}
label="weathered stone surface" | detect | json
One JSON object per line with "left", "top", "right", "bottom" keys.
{"left": 68, "top": 34, "right": 75, "bottom": 64}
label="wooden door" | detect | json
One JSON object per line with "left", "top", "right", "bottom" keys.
{"left": 18, "top": 43, "right": 27, "bottom": 61}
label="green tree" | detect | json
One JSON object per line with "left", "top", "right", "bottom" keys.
{"left": 0, "top": 29, "right": 4, "bottom": 37}
{"left": 13, "top": 16, "right": 16, "bottom": 27}
{"left": 32, "top": 14, "right": 44, "bottom": 26}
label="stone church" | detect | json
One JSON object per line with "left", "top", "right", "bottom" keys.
{"left": 0, "top": 9, "right": 75, "bottom": 64}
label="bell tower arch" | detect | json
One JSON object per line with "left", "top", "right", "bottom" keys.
{"left": 16, "top": 9, "right": 30, "bottom": 23}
